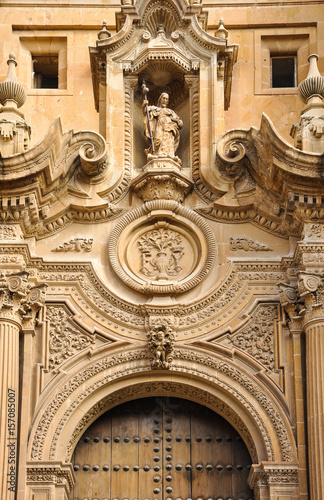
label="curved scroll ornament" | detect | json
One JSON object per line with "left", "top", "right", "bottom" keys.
{"left": 148, "top": 323, "right": 175, "bottom": 369}
{"left": 79, "top": 132, "right": 108, "bottom": 178}
{"left": 216, "top": 134, "right": 247, "bottom": 179}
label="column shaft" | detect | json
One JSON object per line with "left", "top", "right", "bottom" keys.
{"left": 0, "top": 321, "right": 20, "bottom": 500}
{"left": 305, "top": 321, "right": 324, "bottom": 499}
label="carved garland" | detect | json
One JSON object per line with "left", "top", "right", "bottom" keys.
{"left": 31, "top": 347, "right": 293, "bottom": 464}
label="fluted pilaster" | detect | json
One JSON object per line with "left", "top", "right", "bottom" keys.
{"left": 0, "top": 272, "right": 46, "bottom": 499}
{"left": 0, "top": 320, "right": 20, "bottom": 500}
{"left": 297, "top": 273, "right": 324, "bottom": 499}
{"left": 304, "top": 319, "right": 324, "bottom": 499}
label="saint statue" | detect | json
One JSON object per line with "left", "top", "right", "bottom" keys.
{"left": 142, "top": 91, "right": 183, "bottom": 163}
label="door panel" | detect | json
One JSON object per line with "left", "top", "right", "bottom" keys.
{"left": 71, "top": 397, "right": 254, "bottom": 500}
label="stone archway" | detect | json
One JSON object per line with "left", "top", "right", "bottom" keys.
{"left": 26, "top": 347, "right": 299, "bottom": 499}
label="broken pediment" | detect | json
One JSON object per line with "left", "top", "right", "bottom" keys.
{"left": 196, "top": 112, "right": 324, "bottom": 239}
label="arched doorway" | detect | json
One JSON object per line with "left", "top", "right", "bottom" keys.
{"left": 70, "top": 397, "right": 254, "bottom": 500}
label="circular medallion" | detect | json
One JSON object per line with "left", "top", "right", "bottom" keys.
{"left": 108, "top": 200, "right": 216, "bottom": 294}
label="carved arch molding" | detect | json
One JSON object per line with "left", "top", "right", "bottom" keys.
{"left": 26, "top": 349, "right": 298, "bottom": 497}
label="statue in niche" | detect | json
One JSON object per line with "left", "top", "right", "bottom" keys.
{"left": 142, "top": 86, "right": 183, "bottom": 164}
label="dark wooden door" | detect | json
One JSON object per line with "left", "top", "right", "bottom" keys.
{"left": 70, "top": 397, "right": 254, "bottom": 500}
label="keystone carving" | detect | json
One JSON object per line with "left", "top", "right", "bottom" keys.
{"left": 0, "top": 271, "right": 47, "bottom": 328}
{"left": 148, "top": 323, "right": 175, "bottom": 369}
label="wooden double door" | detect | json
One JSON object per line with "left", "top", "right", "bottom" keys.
{"left": 71, "top": 397, "right": 254, "bottom": 500}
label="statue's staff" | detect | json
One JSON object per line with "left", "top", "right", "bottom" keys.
{"left": 142, "top": 81, "right": 155, "bottom": 154}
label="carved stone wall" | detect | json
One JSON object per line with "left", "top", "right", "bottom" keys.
{"left": 1, "top": 0, "right": 323, "bottom": 499}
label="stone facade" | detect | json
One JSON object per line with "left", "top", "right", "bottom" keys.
{"left": 0, "top": 0, "right": 323, "bottom": 499}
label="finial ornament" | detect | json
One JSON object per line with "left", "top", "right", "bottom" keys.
{"left": 298, "top": 54, "right": 324, "bottom": 104}
{"left": 97, "top": 20, "right": 111, "bottom": 40}
{"left": 215, "top": 18, "right": 228, "bottom": 40}
{"left": 0, "top": 52, "right": 27, "bottom": 108}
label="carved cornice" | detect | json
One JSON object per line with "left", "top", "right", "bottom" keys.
{"left": 249, "top": 462, "right": 299, "bottom": 489}
{"left": 26, "top": 462, "right": 74, "bottom": 494}
{"left": 0, "top": 244, "right": 287, "bottom": 341}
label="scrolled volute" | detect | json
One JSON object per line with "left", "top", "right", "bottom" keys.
{"left": 78, "top": 131, "right": 108, "bottom": 178}
{"left": 216, "top": 131, "right": 247, "bottom": 179}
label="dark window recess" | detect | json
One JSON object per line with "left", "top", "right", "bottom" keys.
{"left": 32, "top": 55, "right": 59, "bottom": 89}
{"left": 271, "top": 56, "right": 296, "bottom": 88}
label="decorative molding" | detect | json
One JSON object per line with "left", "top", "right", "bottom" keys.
{"left": 197, "top": 204, "right": 301, "bottom": 239}
{"left": 249, "top": 463, "right": 299, "bottom": 489}
{"left": 230, "top": 237, "right": 272, "bottom": 252}
{"left": 26, "top": 462, "right": 74, "bottom": 494}
{"left": 51, "top": 238, "right": 93, "bottom": 253}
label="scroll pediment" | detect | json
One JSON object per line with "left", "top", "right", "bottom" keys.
{"left": 196, "top": 113, "right": 324, "bottom": 238}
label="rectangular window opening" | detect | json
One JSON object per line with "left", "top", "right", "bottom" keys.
{"left": 271, "top": 56, "right": 296, "bottom": 88}
{"left": 32, "top": 54, "right": 59, "bottom": 89}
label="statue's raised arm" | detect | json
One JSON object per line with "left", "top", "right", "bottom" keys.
{"left": 143, "top": 92, "right": 183, "bottom": 164}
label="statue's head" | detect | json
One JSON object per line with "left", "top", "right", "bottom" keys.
{"left": 158, "top": 92, "right": 169, "bottom": 107}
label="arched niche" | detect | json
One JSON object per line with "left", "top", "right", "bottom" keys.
{"left": 89, "top": 0, "right": 238, "bottom": 175}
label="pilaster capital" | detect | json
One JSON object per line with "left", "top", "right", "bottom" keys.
{"left": 297, "top": 272, "right": 324, "bottom": 326}
{"left": 0, "top": 271, "right": 47, "bottom": 329}
{"left": 248, "top": 462, "right": 299, "bottom": 489}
